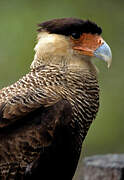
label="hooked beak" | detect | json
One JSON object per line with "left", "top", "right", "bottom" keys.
{"left": 72, "top": 33, "right": 112, "bottom": 68}
{"left": 94, "top": 41, "right": 112, "bottom": 68}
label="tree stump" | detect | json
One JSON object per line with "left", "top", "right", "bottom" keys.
{"left": 78, "top": 154, "right": 124, "bottom": 180}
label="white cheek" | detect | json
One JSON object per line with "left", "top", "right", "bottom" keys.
{"left": 34, "top": 33, "right": 70, "bottom": 56}
{"left": 34, "top": 41, "right": 55, "bottom": 54}
{"left": 34, "top": 35, "right": 56, "bottom": 52}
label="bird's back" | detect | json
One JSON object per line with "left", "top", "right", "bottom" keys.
{"left": 0, "top": 65, "right": 99, "bottom": 179}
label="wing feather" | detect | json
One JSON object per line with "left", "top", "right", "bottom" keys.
{"left": 0, "top": 69, "right": 67, "bottom": 127}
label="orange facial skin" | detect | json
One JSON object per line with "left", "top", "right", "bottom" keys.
{"left": 71, "top": 33, "right": 104, "bottom": 56}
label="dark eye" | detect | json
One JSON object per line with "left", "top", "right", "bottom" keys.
{"left": 71, "top": 32, "right": 81, "bottom": 39}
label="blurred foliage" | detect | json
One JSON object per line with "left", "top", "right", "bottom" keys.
{"left": 0, "top": 0, "right": 124, "bottom": 162}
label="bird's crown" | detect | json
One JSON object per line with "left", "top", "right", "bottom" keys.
{"left": 37, "top": 18, "right": 102, "bottom": 36}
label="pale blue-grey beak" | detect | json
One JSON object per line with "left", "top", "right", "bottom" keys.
{"left": 94, "top": 41, "right": 112, "bottom": 68}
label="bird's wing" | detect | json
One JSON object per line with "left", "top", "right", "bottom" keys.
{"left": 0, "top": 84, "right": 71, "bottom": 128}
{"left": 0, "top": 85, "right": 72, "bottom": 179}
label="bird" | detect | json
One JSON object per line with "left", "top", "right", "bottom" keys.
{"left": 0, "top": 18, "right": 112, "bottom": 180}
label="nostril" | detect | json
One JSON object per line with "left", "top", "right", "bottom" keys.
{"left": 98, "top": 39, "right": 102, "bottom": 44}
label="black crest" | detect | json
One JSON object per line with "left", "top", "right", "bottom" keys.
{"left": 37, "top": 18, "right": 102, "bottom": 36}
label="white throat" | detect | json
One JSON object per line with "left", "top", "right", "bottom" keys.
{"left": 30, "top": 32, "right": 97, "bottom": 74}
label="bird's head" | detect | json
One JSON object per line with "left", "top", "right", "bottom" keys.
{"left": 31, "top": 18, "right": 112, "bottom": 70}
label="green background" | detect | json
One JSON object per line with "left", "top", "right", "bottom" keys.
{"left": 0, "top": 0, "right": 124, "bottom": 178}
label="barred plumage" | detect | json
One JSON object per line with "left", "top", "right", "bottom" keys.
{"left": 0, "top": 17, "right": 112, "bottom": 180}
{"left": 0, "top": 65, "right": 99, "bottom": 179}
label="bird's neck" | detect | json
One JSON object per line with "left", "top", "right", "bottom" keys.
{"left": 30, "top": 54, "right": 97, "bottom": 75}
{"left": 30, "top": 32, "right": 97, "bottom": 74}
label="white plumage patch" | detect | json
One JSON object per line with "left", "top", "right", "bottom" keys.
{"left": 31, "top": 31, "right": 97, "bottom": 74}
{"left": 34, "top": 32, "right": 70, "bottom": 55}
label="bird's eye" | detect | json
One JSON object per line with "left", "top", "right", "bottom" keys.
{"left": 71, "top": 32, "right": 81, "bottom": 39}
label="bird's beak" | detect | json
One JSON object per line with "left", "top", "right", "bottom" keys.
{"left": 94, "top": 40, "right": 112, "bottom": 68}
{"left": 72, "top": 33, "right": 112, "bottom": 68}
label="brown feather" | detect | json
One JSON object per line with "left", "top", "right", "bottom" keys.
{"left": 0, "top": 19, "right": 100, "bottom": 179}
{"left": 0, "top": 65, "right": 99, "bottom": 179}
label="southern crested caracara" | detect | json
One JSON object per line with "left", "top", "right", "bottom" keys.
{"left": 0, "top": 18, "right": 112, "bottom": 180}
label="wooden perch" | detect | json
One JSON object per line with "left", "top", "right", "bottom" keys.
{"left": 77, "top": 154, "right": 124, "bottom": 180}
